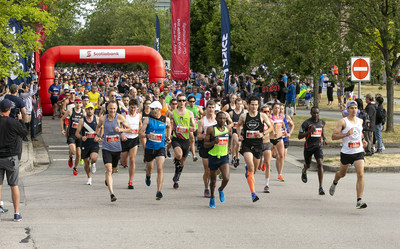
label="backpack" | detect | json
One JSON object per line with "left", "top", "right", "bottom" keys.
{"left": 359, "top": 110, "right": 372, "bottom": 131}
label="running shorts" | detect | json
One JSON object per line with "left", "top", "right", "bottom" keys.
{"left": 304, "top": 147, "right": 323, "bottom": 165}
{"left": 208, "top": 155, "right": 229, "bottom": 171}
{"left": 240, "top": 143, "right": 262, "bottom": 159}
{"left": 102, "top": 150, "right": 120, "bottom": 168}
{"left": 144, "top": 148, "right": 166, "bottom": 162}
{"left": 121, "top": 137, "right": 139, "bottom": 152}
{"left": 171, "top": 137, "right": 190, "bottom": 158}
{"left": 81, "top": 146, "right": 99, "bottom": 159}
{"left": 340, "top": 152, "right": 364, "bottom": 166}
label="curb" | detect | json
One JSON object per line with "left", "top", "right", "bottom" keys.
{"left": 290, "top": 140, "right": 400, "bottom": 148}
{"left": 300, "top": 159, "right": 400, "bottom": 173}
{"left": 19, "top": 138, "right": 50, "bottom": 176}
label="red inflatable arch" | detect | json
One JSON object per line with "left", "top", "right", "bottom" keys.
{"left": 39, "top": 45, "right": 165, "bottom": 115}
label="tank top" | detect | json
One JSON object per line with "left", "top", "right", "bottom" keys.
{"left": 202, "top": 115, "right": 217, "bottom": 134}
{"left": 66, "top": 99, "right": 75, "bottom": 111}
{"left": 102, "top": 114, "right": 122, "bottom": 152}
{"left": 145, "top": 115, "right": 167, "bottom": 150}
{"left": 242, "top": 112, "right": 263, "bottom": 146}
{"left": 172, "top": 109, "right": 191, "bottom": 140}
{"left": 232, "top": 108, "right": 243, "bottom": 131}
{"left": 271, "top": 114, "right": 284, "bottom": 137}
{"left": 282, "top": 114, "right": 290, "bottom": 142}
{"left": 68, "top": 108, "right": 84, "bottom": 137}
{"left": 81, "top": 116, "right": 98, "bottom": 149}
{"left": 208, "top": 126, "right": 229, "bottom": 158}
{"left": 186, "top": 106, "right": 200, "bottom": 129}
{"left": 123, "top": 113, "right": 140, "bottom": 139}
{"left": 142, "top": 109, "right": 151, "bottom": 120}
{"left": 341, "top": 117, "right": 364, "bottom": 154}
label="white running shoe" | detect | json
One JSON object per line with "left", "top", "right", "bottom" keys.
{"left": 91, "top": 163, "right": 96, "bottom": 174}
{"left": 87, "top": 178, "right": 92, "bottom": 185}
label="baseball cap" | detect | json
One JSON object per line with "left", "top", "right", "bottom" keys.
{"left": 346, "top": 100, "right": 357, "bottom": 109}
{"left": 0, "top": 99, "right": 13, "bottom": 110}
{"left": 85, "top": 103, "right": 94, "bottom": 109}
{"left": 75, "top": 97, "right": 82, "bottom": 102}
{"left": 186, "top": 85, "right": 192, "bottom": 89}
{"left": 63, "top": 85, "right": 69, "bottom": 90}
{"left": 148, "top": 101, "right": 162, "bottom": 109}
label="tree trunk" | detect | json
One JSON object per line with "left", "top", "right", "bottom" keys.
{"left": 385, "top": 67, "right": 394, "bottom": 132}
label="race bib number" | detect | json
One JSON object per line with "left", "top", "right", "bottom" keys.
{"left": 177, "top": 125, "right": 189, "bottom": 134}
{"left": 72, "top": 122, "right": 79, "bottom": 129}
{"left": 233, "top": 122, "right": 238, "bottom": 129}
{"left": 246, "top": 130, "right": 259, "bottom": 138}
{"left": 281, "top": 128, "right": 286, "bottom": 138}
{"left": 149, "top": 133, "right": 162, "bottom": 143}
{"left": 131, "top": 128, "right": 138, "bottom": 135}
{"left": 273, "top": 121, "right": 282, "bottom": 130}
{"left": 85, "top": 132, "right": 96, "bottom": 139}
{"left": 348, "top": 142, "right": 361, "bottom": 148}
{"left": 311, "top": 128, "right": 322, "bottom": 137}
{"left": 106, "top": 135, "right": 120, "bottom": 143}
{"left": 217, "top": 137, "right": 229, "bottom": 145}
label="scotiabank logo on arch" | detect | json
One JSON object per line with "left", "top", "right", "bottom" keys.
{"left": 80, "top": 49, "right": 125, "bottom": 59}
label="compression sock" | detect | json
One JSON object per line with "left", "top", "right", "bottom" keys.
{"left": 247, "top": 172, "right": 255, "bottom": 193}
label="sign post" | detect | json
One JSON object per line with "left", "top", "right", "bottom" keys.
{"left": 351, "top": 56, "right": 370, "bottom": 99}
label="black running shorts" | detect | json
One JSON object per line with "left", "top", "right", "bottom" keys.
{"left": 81, "top": 146, "right": 99, "bottom": 159}
{"left": 121, "top": 137, "right": 139, "bottom": 152}
{"left": 340, "top": 152, "right": 364, "bottom": 166}
{"left": 304, "top": 147, "right": 324, "bottom": 165}
{"left": 171, "top": 137, "right": 190, "bottom": 158}
{"left": 208, "top": 155, "right": 229, "bottom": 171}
{"left": 240, "top": 143, "right": 262, "bottom": 159}
{"left": 102, "top": 150, "right": 120, "bottom": 168}
{"left": 144, "top": 148, "right": 166, "bottom": 162}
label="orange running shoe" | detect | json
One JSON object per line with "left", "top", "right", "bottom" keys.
{"left": 73, "top": 168, "right": 78, "bottom": 176}
{"left": 68, "top": 157, "right": 73, "bottom": 168}
{"left": 277, "top": 175, "right": 285, "bottom": 182}
{"left": 261, "top": 163, "right": 266, "bottom": 172}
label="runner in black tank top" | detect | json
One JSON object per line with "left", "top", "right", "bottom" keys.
{"left": 230, "top": 98, "right": 245, "bottom": 167}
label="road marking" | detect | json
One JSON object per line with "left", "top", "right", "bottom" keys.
{"left": 49, "top": 145, "right": 69, "bottom": 148}
{"left": 52, "top": 159, "right": 68, "bottom": 161}
{"left": 49, "top": 150, "right": 70, "bottom": 152}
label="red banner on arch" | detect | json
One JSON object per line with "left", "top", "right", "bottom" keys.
{"left": 171, "top": 0, "right": 190, "bottom": 81}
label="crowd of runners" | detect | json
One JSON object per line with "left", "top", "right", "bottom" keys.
{"left": 37, "top": 67, "right": 373, "bottom": 210}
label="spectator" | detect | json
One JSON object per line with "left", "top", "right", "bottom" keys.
{"left": 285, "top": 77, "right": 296, "bottom": 115}
{"left": 0, "top": 99, "right": 28, "bottom": 221}
{"left": 364, "top": 94, "right": 376, "bottom": 156}
{"left": 20, "top": 82, "right": 38, "bottom": 141}
{"left": 374, "top": 96, "right": 385, "bottom": 153}
{"left": 4, "top": 84, "right": 26, "bottom": 120}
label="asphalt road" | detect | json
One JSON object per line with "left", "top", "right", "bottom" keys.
{"left": 1, "top": 116, "right": 400, "bottom": 249}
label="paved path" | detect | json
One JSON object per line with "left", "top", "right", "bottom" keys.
{"left": 1, "top": 116, "right": 400, "bottom": 249}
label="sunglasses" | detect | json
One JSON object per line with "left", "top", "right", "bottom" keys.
{"left": 65, "top": 95, "right": 70, "bottom": 97}
{"left": 171, "top": 103, "right": 177, "bottom": 105}
{"left": 189, "top": 101, "right": 195, "bottom": 103}
{"left": 262, "top": 110, "right": 270, "bottom": 113}
{"left": 110, "top": 95, "right": 116, "bottom": 97}
{"left": 178, "top": 100, "right": 186, "bottom": 102}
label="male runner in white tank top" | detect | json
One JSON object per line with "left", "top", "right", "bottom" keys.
{"left": 330, "top": 101, "right": 368, "bottom": 209}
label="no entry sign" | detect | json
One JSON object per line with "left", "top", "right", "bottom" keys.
{"left": 351, "top": 57, "right": 370, "bottom": 81}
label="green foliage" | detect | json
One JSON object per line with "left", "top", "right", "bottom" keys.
{"left": 0, "top": 0, "right": 56, "bottom": 79}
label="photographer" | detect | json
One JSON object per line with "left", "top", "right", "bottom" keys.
{"left": 0, "top": 99, "right": 28, "bottom": 222}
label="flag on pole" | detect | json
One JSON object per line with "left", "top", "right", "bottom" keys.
{"left": 156, "top": 14, "right": 160, "bottom": 53}
{"left": 171, "top": 0, "right": 190, "bottom": 81}
{"left": 7, "top": 19, "right": 28, "bottom": 85}
{"left": 221, "top": 0, "right": 231, "bottom": 95}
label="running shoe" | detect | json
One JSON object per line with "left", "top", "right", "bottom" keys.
{"left": 234, "top": 158, "right": 239, "bottom": 168}
{"left": 264, "top": 185, "right": 270, "bottom": 193}
{"left": 114, "top": 166, "right": 119, "bottom": 173}
{"left": 204, "top": 189, "right": 210, "bottom": 198}
{"left": 0, "top": 202, "right": 8, "bottom": 213}
{"left": 251, "top": 192, "right": 259, "bottom": 202}
{"left": 218, "top": 188, "right": 225, "bottom": 203}
{"left": 173, "top": 182, "right": 179, "bottom": 189}
{"left": 329, "top": 182, "right": 336, "bottom": 196}
{"left": 277, "top": 175, "right": 285, "bottom": 182}
{"left": 122, "top": 164, "right": 128, "bottom": 169}
{"left": 167, "top": 150, "right": 171, "bottom": 158}
{"left": 301, "top": 169, "right": 307, "bottom": 183}
{"left": 231, "top": 156, "right": 236, "bottom": 166}
{"left": 14, "top": 213, "right": 22, "bottom": 222}
{"left": 128, "top": 181, "right": 134, "bottom": 189}
{"left": 73, "top": 168, "right": 78, "bottom": 176}
{"left": 145, "top": 175, "right": 151, "bottom": 186}
{"left": 91, "top": 163, "right": 96, "bottom": 174}
{"left": 110, "top": 194, "right": 117, "bottom": 202}
{"left": 156, "top": 191, "right": 163, "bottom": 200}
{"left": 244, "top": 165, "right": 248, "bottom": 178}
{"left": 68, "top": 157, "right": 73, "bottom": 168}
{"left": 193, "top": 156, "right": 198, "bottom": 162}
{"left": 209, "top": 197, "right": 216, "bottom": 208}
{"left": 79, "top": 159, "right": 84, "bottom": 165}
{"left": 319, "top": 187, "right": 325, "bottom": 195}
{"left": 261, "top": 163, "right": 266, "bottom": 172}
{"left": 86, "top": 178, "right": 92, "bottom": 185}
{"left": 356, "top": 200, "right": 367, "bottom": 209}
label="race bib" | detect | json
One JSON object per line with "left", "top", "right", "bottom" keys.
{"left": 85, "top": 132, "right": 96, "bottom": 138}
{"left": 311, "top": 128, "right": 322, "bottom": 137}
{"left": 233, "top": 122, "right": 238, "bottom": 129}
{"left": 282, "top": 128, "right": 286, "bottom": 138}
{"left": 217, "top": 137, "right": 229, "bottom": 145}
{"left": 72, "top": 122, "right": 79, "bottom": 129}
{"left": 348, "top": 142, "right": 361, "bottom": 148}
{"left": 106, "top": 135, "right": 120, "bottom": 143}
{"left": 131, "top": 128, "right": 138, "bottom": 135}
{"left": 177, "top": 125, "right": 189, "bottom": 134}
{"left": 246, "top": 130, "right": 259, "bottom": 138}
{"left": 149, "top": 133, "right": 162, "bottom": 143}
{"left": 273, "top": 121, "right": 282, "bottom": 130}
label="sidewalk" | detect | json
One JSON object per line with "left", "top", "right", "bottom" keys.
{"left": 19, "top": 137, "right": 50, "bottom": 177}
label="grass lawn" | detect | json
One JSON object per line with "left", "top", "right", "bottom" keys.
{"left": 296, "top": 83, "right": 400, "bottom": 112}
{"left": 290, "top": 115, "right": 400, "bottom": 144}
{"left": 324, "top": 153, "right": 400, "bottom": 167}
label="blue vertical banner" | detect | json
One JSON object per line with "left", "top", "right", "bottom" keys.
{"left": 220, "top": 0, "right": 231, "bottom": 95}
{"left": 7, "top": 19, "right": 28, "bottom": 85}
{"left": 156, "top": 14, "right": 160, "bottom": 53}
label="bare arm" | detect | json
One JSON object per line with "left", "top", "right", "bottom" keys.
{"left": 236, "top": 113, "right": 246, "bottom": 141}
{"left": 189, "top": 111, "right": 196, "bottom": 132}
{"left": 139, "top": 117, "right": 149, "bottom": 139}
{"left": 75, "top": 119, "right": 84, "bottom": 140}
{"left": 204, "top": 126, "right": 216, "bottom": 148}
{"left": 96, "top": 116, "right": 105, "bottom": 138}
{"left": 60, "top": 109, "right": 71, "bottom": 135}
{"left": 117, "top": 114, "right": 132, "bottom": 133}
{"left": 261, "top": 113, "right": 274, "bottom": 135}
{"left": 197, "top": 119, "right": 205, "bottom": 140}
{"left": 331, "top": 119, "right": 349, "bottom": 140}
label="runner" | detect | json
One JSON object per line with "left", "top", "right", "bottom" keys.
{"left": 87, "top": 84, "right": 101, "bottom": 115}
{"left": 100, "top": 89, "right": 128, "bottom": 116}
{"left": 237, "top": 95, "right": 270, "bottom": 202}
{"left": 229, "top": 97, "right": 245, "bottom": 168}
{"left": 186, "top": 95, "right": 203, "bottom": 162}
{"left": 204, "top": 111, "right": 231, "bottom": 208}
{"left": 298, "top": 107, "right": 327, "bottom": 195}
{"left": 75, "top": 103, "right": 99, "bottom": 185}
{"left": 269, "top": 103, "right": 285, "bottom": 182}
{"left": 60, "top": 97, "right": 85, "bottom": 175}
{"left": 329, "top": 100, "right": 368, "bottom": 209}
{"left": 48, "top": 78, "right": 60, "bottom": 119}
{"left": 120, "top": 99, "right": 141, "bottom": 189}
{"left": 281, "top": 103, "right": 295, "bottom": 177}
{"left": 140, "top": 99, "right": 152, "bottom": 153}
{"left": 139, "top": 101, "right": 171, "bottom": 200}
{"left": 197, "top": 100, "right": 217, "bottom": 197}
{"left": 255, "top": 105, "right": 274, "bottom": 193}
{"left": 96, "top": 101, "right": 132, "bottom": 202}
{"left": 165, "top": 98, "right": 177, "bottom": 158}
{"left": 169, "top": 94, "right": 196, "bottom": 189}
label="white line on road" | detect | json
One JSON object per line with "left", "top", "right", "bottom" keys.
{"left": 52, "top": 159, "right": 68, "bottom": 161}
{"left": 49, "top": 150, "right": 70, "bottom": 152}
{"left": 48, "top": 145, "right": 69, "bottom": 148}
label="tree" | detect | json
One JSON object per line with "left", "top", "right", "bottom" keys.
{"left": 0, "top": 0, "right": 56, "bottom": 79}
